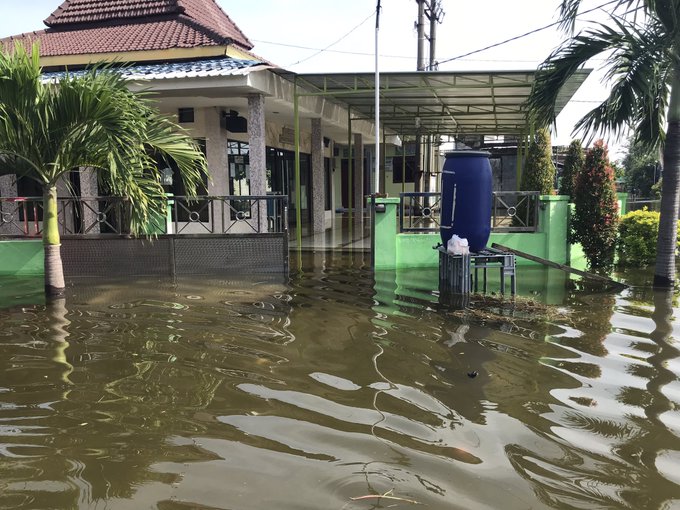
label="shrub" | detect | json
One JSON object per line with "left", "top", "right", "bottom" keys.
{"left": 617, "top": 208, "right": 680, "bottom": 267}
{"left": 521, "top": 127, "right": 556, "bottom": 194}
{"left": 515, "top": 128, "right": 555, "bottom": 227}
{"left": 558, "top": 139, "right": 584, "bottom": 200}
{"left": 572, "top": 140, "right": 619, "bottom": 271}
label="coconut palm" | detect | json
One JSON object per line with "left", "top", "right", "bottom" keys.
{"left": 526, "top": 0, "right": 680, "bottom": 287}
{"left": 0, "top": 44, "right": 208, "bottom": 297}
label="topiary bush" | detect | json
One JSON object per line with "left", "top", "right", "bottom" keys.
{"left": 515, "top": 128, "right": 556, "bottom": 227}
{"left": 521, "top": 127, "right": 556, "bottom": 194}
{"left": 558, "top": 139, "right": 584, "bottom": 200}
{"left": 617, "top": 208, "right": 680, "bottom": 267}
{"left": 572, "top": 140, "right": 619, "bottom": 271}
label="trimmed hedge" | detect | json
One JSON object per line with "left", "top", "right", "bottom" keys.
{"left": 617, "top": 208, "right": 680, "bottom": 267}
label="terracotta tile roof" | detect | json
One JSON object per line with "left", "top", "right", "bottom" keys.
{"left": 45, "top": 0, "right": 183, "bottom": 26}
{"left": 1, "top": 0, "right": 253, "bottom": 58}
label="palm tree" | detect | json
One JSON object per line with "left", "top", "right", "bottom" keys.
{"left": 0, "top": 45, "right": 208, "bottom": 297}
{"left": 526, "top": 0, "right": 680, "bottom": 287}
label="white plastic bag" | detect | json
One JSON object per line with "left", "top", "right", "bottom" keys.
{"left": 447, "top": 234, "right": 469, "bottom": 255}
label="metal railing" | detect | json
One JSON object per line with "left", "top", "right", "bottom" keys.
{"left": 492, "top": 191, "right": 539, "bottom": 232}
{"left": 626, "top": 199, "right": 661, "bottom": 213}
{"left": 399, "top": 192, "right": 442, "bottom": 233}
{"left": 397, "top": 191, "right": 540, "bottom": 234}
{"left": 0, "top": 195, "right": 288, "bottom": 237}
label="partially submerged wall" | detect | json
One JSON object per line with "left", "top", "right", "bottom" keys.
{"left": 374, "top": 195, "right": 571, "bottom": 269}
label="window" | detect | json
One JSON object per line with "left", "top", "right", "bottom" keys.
{"left": 228, "top": 141, "right": 251, "bottom": 220}
{"left": 392, "top": 156, "right": 416, "bottom": 183}
{"left": 324, "top": 157, "right": 332, "bottom": 211}
{"left": 167, "top": 138, "right": 209, "bottom": 222}
{"left": 178, "top": 108, "right": 195, "bottom": 123}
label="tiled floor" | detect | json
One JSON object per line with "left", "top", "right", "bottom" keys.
{"left": 288, "top": 214, "right": 372, "bottom": 251}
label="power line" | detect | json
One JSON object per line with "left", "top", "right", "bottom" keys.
{"left": 253, "top": 39, "right": 607, "bottom": 64}
{"left": 285, "top": 11, "right": 376, "bottom": 67}
{"left": 255, "top": 0, "right": 619, "bottom": 69}
{"left": 437, "top": 0, "right": 619, "bottom": 65}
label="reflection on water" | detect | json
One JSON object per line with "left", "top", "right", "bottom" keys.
{"left": 1, "top": 257, "right": 679, "bottom": 509}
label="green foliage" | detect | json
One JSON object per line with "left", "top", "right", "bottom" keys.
{"left": 572, "top": 140, "right": 619, "bottom": 271}
{"left": 617, "top": 208, "right": 680, "bottom": 267}
{"left": 611, "top": 161, "right": 625, "bottom": 180}
{"left": 0, "top": 43, "right": 209, "bottom": 234}
{"left": 524, "top": 0, "right": 680, "bottom": 286}
{"left": 558, "top": 139, "right": 584, "bottom": 200}
{"left": 520, "top": 128, "right": 556, "bottom": 194}
{"left": 622, "top": 138, "right": 661, "bottom": 197}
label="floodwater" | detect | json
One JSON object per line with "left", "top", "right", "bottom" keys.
{"left": 1, "top": 253, "right": 679, "bottom": 510}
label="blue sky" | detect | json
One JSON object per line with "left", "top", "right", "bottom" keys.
{"left": 0, "top": 0, "right": 623, "bottom": 157}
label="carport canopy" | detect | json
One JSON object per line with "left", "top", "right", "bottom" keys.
{"left": 280, "top": 69, "right": 592, "bottom": 139}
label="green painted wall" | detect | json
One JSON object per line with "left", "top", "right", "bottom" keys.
{"left": 0, "top": 240, "right": 43, "bottom": 276}
{"left": 375, "top": 195, "right": 573, "bottom": 269}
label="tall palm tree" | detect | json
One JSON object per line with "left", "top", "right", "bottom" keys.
{"left": 0, "top": 45, "right": 208, "bottom": 297}
{"left": 526, "top": 0, "right": 680, "bottom": 287}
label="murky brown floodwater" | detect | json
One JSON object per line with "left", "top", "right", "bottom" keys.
{"left": 1, "top": 253, "right": 679, "bottom": 510}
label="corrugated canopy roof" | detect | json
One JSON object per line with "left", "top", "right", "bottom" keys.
{"left": 41, "top": 57, "right": 268, "bottom": 81}
{"left": 285, "top": 69, "right": 591, "bottom": 137}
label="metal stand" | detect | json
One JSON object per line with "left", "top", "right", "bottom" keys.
{"left": 438, "top": 246, "right": 516, "bottom": 296}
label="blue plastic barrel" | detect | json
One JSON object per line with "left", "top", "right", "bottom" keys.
{"left": 440, "top": 151, "right": 492, "bottom": 252}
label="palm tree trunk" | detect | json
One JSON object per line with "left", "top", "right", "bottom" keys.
{"left": 43, "top": 185, "right": 66, "bottom": 297}
{"left": 653, "top": 66, "right": 680, "bottom": 288}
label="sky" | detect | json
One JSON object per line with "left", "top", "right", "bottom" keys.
{"left": 0, "top": 0, "right": 625, "bottom": 159}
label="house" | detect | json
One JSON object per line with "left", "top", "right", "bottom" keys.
{"left": 0, "top": 0, "right": 378, "bottom": 236}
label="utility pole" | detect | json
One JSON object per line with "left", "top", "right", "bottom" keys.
{"left": 416, "top": 0, "right": 426, "bottom": 71}
{"left": 427, "top": 0, "right": 444, "bottom": 70}
{"left": 414, "top": 1, "right": 444, "bottom": 192}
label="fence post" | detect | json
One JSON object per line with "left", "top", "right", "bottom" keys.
{"left": 541, "top": 195, "right": 570, "bottom": 265}
{"left": 374, "top": 197, "right": 399, "bottom": 269}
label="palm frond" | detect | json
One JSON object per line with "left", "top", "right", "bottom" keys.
{"left": 557, "top": 0, "right": 647, "bottom": 33}
{"left": 527, "top": 24, "right": 623, "bottom": 127}
{"left": 573, "top": 17, "right": 673, "bottom": 148}
{"left": 0, "top": 42, "right": 209, "bottom": 236}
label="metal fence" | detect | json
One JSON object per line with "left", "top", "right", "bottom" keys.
{"left": 397, "top": 191, "right": 540, "bottom": 234}
{"left": 0, "top": 195, "right": 288, "bottom": 237}
{"left": 626, "top": 199, "right": 661, "bottom": 213}
{"left": 491, "top": 191, "right": 540, "bottom": 232}
{"left": 399, "top": 192, "right": 442, "bottom": 233}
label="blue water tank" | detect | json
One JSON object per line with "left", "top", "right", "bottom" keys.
{"left": 440, "top": 151, "right": 492, "bottom": 252}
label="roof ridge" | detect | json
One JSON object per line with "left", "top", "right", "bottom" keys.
{"left": 177, "top": 0, "right": 252, "bottom": 50}
{"left": 175, "top": 14, "right": 230, "bottom": 46}
{"left": 44, "top": 0, "right": 186, "bottom": 28}
{"left": 44, "top": 0, "right": 71, "bottom": 26}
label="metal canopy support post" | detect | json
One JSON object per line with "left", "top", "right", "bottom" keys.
{"left": 382, "top": 127, "right": 386, "bottom": 195}
{"left": 294, "top": 78, "right": 302, "bottom": 252}
{"left": 374, "top": 0, "right": 381, "bottom": 196}
{"left": 402, "top": 134, "right": 406, "bottom": 194}
{"left": 516, "top": 132, "right": 526, "bottom": 190}
{"left": 348, "top": 108, "right": 353, "bottom": 224}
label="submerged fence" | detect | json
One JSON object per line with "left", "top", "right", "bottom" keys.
{"left": 0, "top": 195, "right": 289, "bottom": 276}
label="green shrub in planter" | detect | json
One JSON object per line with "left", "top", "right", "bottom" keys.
{"left": 573, "top": 141, "right": 619, "bottom": 271}
{"left": 617, "top": 208, "right": 680, "bottom": 267}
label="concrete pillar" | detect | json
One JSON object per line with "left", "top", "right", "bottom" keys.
{"left": 79, "top": 168, "right": 100, "bottom": 234}
{"left": 0, "top": 174, "right": 21, "bottom": 235}
{"left": 205, "top": 107, "right": 229, "bottom": 232}
{"left": 353, "top": 133, "right": 364, "bottom": 224}
{"left": 311, "top": 118, "right": 325, "bottom": 233}
{"left": 248, "top": 94, "right": 268, "bottom": 232}
{"left": 0, "top": 174, "right": 17, "bottom": 198}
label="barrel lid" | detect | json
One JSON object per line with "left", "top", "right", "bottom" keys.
{"left": 444, "top": 150, "right": 491, "bottom": 158}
